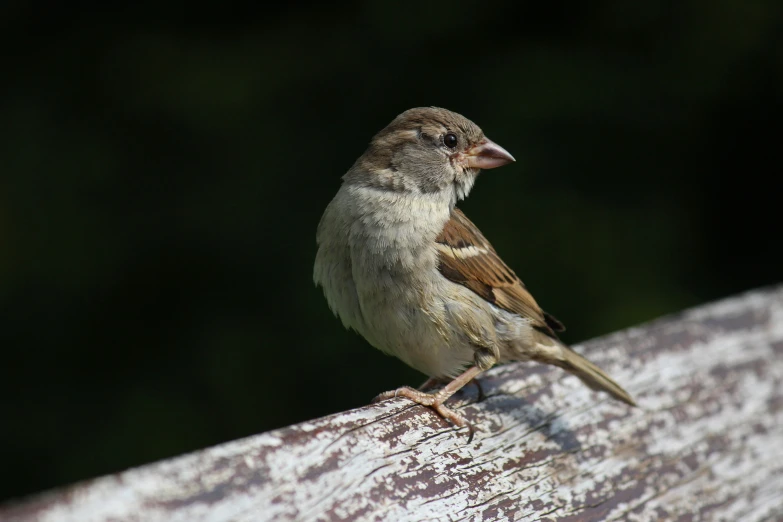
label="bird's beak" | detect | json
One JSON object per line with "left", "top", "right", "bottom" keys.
{"left": 462, "top": 138, "right": 516, "bottom": 170}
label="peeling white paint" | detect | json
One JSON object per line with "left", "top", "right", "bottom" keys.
{"left": 3, "top": 287, "right": 783, "bottom": 522}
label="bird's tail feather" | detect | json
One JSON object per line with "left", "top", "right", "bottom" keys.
{"left": 535, "top": 343, "right": 636, "bottom": 407}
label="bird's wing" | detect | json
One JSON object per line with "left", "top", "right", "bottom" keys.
{"left": 435, "top": 208, "right": 564, "bottom": 337}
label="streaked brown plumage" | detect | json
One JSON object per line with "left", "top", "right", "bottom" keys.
{"left": 436, "top": 208, "right": 635, "bottom": 407}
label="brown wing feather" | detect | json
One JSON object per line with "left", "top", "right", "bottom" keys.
{"left": 436, "top": 208, "right": 565, "bottom": 337}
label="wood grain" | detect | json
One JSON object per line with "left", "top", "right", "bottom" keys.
{"left": 4, "top": 286, "right": 783, "bottom": 521}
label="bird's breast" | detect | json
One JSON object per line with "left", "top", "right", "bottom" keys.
{"left": 316, "top": 184, "right": 477, "bottom": 377}
{"left": 343, "top": 190, "right": 474, "bottom": 375}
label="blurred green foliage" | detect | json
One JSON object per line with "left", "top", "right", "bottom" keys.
{"left": 1, "top": 0, "right": 781, "bottom": 502}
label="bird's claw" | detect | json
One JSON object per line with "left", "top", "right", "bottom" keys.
{"left": 371, "top": 385, "right": 479, "bottom": 442}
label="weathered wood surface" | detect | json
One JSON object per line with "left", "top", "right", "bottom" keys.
{"left": 4, "top": 286, "right": 783, "bottom": 522}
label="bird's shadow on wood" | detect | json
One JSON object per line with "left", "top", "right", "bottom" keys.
{"left": 454, "top": 379, "right": 583, "bottom": 453}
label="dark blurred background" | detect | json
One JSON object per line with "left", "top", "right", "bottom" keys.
{"left": 1, "top": 0, "right": 781, "bottom": 503}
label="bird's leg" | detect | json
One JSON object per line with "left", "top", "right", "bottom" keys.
{"left": 420, "top": 375, "right": 485, "bottom": 397}
{"left": 372, "top": 366, "right": 483, "bottom": 429}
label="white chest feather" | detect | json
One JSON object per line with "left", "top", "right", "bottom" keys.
{"left": 314, "top": 185, "right": 484, "bottom": 377}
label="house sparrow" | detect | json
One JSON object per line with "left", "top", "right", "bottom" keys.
{"left": 314, "top": 107, "right": 635, "bottom": 430}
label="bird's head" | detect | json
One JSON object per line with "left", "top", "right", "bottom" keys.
{"left": 346, "top": 107, "right": 515, "bottom": 202}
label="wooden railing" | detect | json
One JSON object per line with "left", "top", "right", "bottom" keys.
{"left": 3, "top": 286, "right": 783, "bottom": 521}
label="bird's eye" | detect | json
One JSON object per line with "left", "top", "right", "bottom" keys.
{"left": 444, "top": 133, "right": 458, "bottom": 149}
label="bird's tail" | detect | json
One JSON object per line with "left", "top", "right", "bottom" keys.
{"left": 534, "top": 342, "right": 637, "bottom": 407}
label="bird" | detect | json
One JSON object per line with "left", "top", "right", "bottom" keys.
{"left": 313, "top": 107, "right": 635, "bottom": 431}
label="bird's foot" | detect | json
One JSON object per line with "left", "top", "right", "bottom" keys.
{"left": 372, "top": 386, "right": 472, "bottom": 430}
